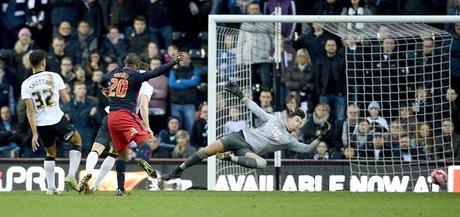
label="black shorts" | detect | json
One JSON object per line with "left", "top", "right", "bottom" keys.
{"left": 94, "top": 115, "right": 111, "bottom": 147}
{"left": 220, "top": 130, "right": 254, "bottom": 156}
{"left": 37, "top": 116, "right": 76, "bottom": 148}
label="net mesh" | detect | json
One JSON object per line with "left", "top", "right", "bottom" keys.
{"left": 210, "top": 20, "right": 454, "bottom": 190}
{"left": 322, "top": 23, "right": 454, "bottom": 190}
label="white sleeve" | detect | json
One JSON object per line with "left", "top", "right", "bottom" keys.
{"left": 21, "top": 81, "right": 32, "bottom": 99}
{"left": 140, "top": 82, "right": 154, "bottom": 98}
{"left": 55, "top": 73, "right": 66, "bottom": 91}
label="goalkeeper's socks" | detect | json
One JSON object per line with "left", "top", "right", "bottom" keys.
{"left": 179, "top": 150, "right": 207, "bottom": 171}
{"left": 231, "top": 156, "right": 266, "bottom": 169}
{"left": 116, "top": 160, "right": 126, "bottom": 191}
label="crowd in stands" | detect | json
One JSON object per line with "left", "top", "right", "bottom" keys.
{"left": 0, "top": 0, "right": 459, "bottom": 161}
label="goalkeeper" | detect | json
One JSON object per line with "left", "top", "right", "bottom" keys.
{"left": 161, "top": 81, "right": 322, "bottom": 180}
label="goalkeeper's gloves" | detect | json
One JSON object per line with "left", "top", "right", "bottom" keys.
{"left": 225, "top": 81, "right": 244, "bottom": 99}
{"left": 318, "top": 121, "right": 331, "bottom": 140}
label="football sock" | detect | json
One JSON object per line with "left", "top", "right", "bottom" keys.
{"left": 92, "top": 155, "right": 116, "bottom": 190}
{"left": 178, "top": 150, "right": 207, "bottom": 171}
{"left": 230, "top": 156, "right": 266, "bottom": 169}
{"left": 116, "top": 160, "right": 126, "bottom": 191}
{"left": 139, "top": 142, "right": 152, "bottom": 161}
{"left": 68, "top": 150, "right": 81, "bottom": 179}
{"left": 85, "top": 151, "right": 99, "bottom": 175}
{"left": 44, "top": 158, "right": 56, "bottom": 190}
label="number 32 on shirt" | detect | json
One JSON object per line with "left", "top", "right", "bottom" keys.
{"left": 109, "top": 78, "right": 128, "bottom": 97}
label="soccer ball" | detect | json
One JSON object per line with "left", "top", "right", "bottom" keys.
{"left": 431, "top": 168, "right": 447, "bottom": 185}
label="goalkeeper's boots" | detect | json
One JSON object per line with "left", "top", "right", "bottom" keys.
{"left": 77, "top": 173, "right": 92, "bottom": 192}
{"left": 216, "top": 153, "right": 232, "bottom": 161}
{"left": 64, "top": 175, "right": 79, "bottom": 192}
{"left": 138, "top": 159, "right": 158, "bottom": 178}
{"left": 161, "top": 168, "right": 183, "bottom": 181}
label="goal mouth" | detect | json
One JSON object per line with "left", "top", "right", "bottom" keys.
{"left": 208, "top": 15, "right": 458, "bottom": 191}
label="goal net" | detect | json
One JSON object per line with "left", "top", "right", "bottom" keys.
{"left": 207, "top": 15, "right": 457, "bottom": 191}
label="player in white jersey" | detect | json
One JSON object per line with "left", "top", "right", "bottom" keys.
{"left": 77, "top": 70, "right": 155, "bottom": 196}
{"left": 161, "top": 81, "right": 323, "bottom": 181}
{"left": 21, "top": 50, "right": 83, "bottom": 195}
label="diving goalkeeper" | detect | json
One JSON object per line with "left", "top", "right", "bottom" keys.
{"left": 161, "top": 81, "right": 322, "bottom": 180}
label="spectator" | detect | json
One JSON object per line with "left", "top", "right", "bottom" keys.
{"left": 101, "top": 25, "right": 128, "bottom": 65}
{"left": 394, "top": 134, "right": 415, "bottom": 162}
{"left": 254, "top": 88, "right": 274, "bottom": 127}
{"left": 144, "top": 0, "right": 173, "bottom": 49}
{"left": 0, "top": 106, "right": 20, "bottom": 157}
{"left": 341, "top": 0, "right": 372, "bottom": 29}
{"left": 315, "top": 39, "right": 346, "bottom": 125}
{"left": 158, "top": 116, "right": 181, "bottom": 149}
{"left": 148, "top": 58, "right": 168, "bottom": 117}
{"left": 104, "top": 0, "right": 141, "bottom": 32}
{"left": 172, "top": 130, "right": 197, "bottom": 158}
{"left": 0, "top": 0, "right": 28, "bottom": 48}
{"left": 81, "top": 0, "right": 104, "bottom": 40}
{"left": 411, "top": 85, "right": 433, "bottom": 122}
{"left": 264, "top": 0, "right": 296, "bottom": 39}
{"left": 415, "top": 122, "right": 434, "bottom": 160}
{"left": 366, "top": 0, "right": 398, "bottom": 15}
{"left": 451, "top": 23, "right": 460, "bottom": 94}
{"left": 140, "top": 42, "right": 162, "bottom": 62}
{"left": 342, "top": 34, "right": 365, "bottom": 102}
{"left": 13, "top": 28, "right": 37, "bottom": 69}
{"left": 0, "top": 62, "right": 15, "bottom": 113}
{"left": 88, "top": 70, "right": 108, "bottom": 113}
{"left": 389, "top": 119, "right": 402, "bottom": 151}
{"left": 299, "top": 23, "right": 334, "bottom": 63}
{"left": 366, "top": 101, "right": 389, "bottom": 133}
{"left": 368, "top": 132, "right": 390, "bottom": 161}
{"left": 237, "top": 2, "right": 274, "bottom": 90}
{"left": 127, "top": 16, "right": 154, "bottom": 55}
{"left": 149, "top": 134, "right": 171, "bottom": 158}
{"left": 343, "top": 146, "right": 356, "bottom": 159}
{"left": 275, "top": 95, "right": 299, "bottom": 124}
{"left": 342, "top": 104, "right": 360, "bottom": 148}
{"left": 63, "top": 82, "right": 99, "bottom": 156}
{"left": 445, "top": 88, "right": 460, "bottom": 134}
{"left": 283, "top": 48, "right": 315, "bottom": 115}
{"left": 85, "top": 49, "right": 105, "bottom": 76}
{"left": 313, "top": 0, "right": 343, "bottom": 15}
{"left": 350, "top": 118, "right": 372, "bottom": 158}
{"left": 76, "top": 20, "right": 98, "bottom": 63}
{"left": 302, "top": 103, "right": 341, "bottom": 158}
{"left": 165, "top": 44, "right": 179, "bottom": 63}
{"left": 59, "top": 57, "right": 75, "bottom": 84}
{"left": 217, "top": 35, "right": 237, "bottom": 83}
{"left": 435, "top": 120, "right": 460, "bottom": 160}
{"left": 169, "top": 52, "right": 201, "bottom": 132}
{"left": 313, "top": 141, "right": 330, "bottom": 160}
{"left": 191, "top": 102, "right": 208, "bottom": 149}
{"left": 47, "top": 36, "right": 67, "bottom": 72}
{"left": 73, "top": 64, "right": 92, "bottom": 87}
{"left": 224, "top": 107, "right": 249, "bottom": 134}
{"left": 227, "top": 0, "right": 255, "bottom": 14}
{"left": 50, "top": 0, "right": 83, "bottom": 34}
{"left": 56, "top": 21, "right": 82, "bottom": 64}
{"left": 399, "top": 103, "right": 417, "bottom": 137}
{"left": 15, "top": 51, "right": 33, "bottom": 91}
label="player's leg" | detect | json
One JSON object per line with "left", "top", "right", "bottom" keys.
{"left": 44, "top": 144, "right": 58, "bottom": 195}
{"left": 90, "top": 149, "right": 117, "bottom": 192}
{"left": 115, "top": 149, "right": 129, "bottom": 196}
{"left": 219, "top": 151, "right": 267, "bottom": 169}
{"left": 63, "top": 128, "right": 82, "bottom": 191}
{"left": 162, "top": 139, "right": 225, "bottom": 180}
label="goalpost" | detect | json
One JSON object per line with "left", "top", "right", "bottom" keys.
{"left": 207, "top": 15, "right": 460, "bottom": 191}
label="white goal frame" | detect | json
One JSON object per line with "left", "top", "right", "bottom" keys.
{"left": 207, "top": 15, "right": 460, "bottom": 190}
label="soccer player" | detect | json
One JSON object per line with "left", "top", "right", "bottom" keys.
{"left": 101, "top": 52, "right": 184, "bottom": 180}
{"left": 78, "top": 70, "right": 156, "bottom": 196}
{"left": 161, "top": 81, "right": 322, "bottom": 180}
{"left": 21, "top": 50, "right": 83, "bottom": 194}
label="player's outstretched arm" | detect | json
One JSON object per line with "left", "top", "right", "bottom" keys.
{"left": 288, "top": 138, "right": 321, "bottom": 153}
{"left": 140, "top": 52, "right": 186, "bottom": 81}
{"left": 225, "top": 81, "right": 271, "bottom": 122}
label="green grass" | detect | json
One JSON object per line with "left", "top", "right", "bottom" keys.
{"left": 0, "top": 191, "right": 459, "bottom": 217}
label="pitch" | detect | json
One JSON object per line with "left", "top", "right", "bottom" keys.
{"left": 0, "top": 191, "right": 459, "bottom": 217}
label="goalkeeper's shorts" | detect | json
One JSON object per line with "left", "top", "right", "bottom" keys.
{"left": 220, "top": 130, "right": 254, "bottom": 156}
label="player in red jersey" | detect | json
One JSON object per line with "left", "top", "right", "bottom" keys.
{"left": 102, "top": 52, "right": 184, "bottom": 177}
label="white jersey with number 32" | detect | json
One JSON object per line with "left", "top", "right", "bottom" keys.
{"left": 21, "top": 71, "right": 65, "bottom": 126}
